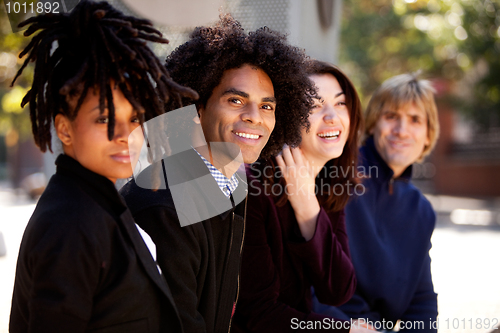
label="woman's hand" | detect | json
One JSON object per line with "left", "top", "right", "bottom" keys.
{"left": 276, "top": 146, "right": 320, "bottom": 241}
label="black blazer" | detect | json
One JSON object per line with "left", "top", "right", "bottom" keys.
{"left": 121, "top": 148, "right": 247, "bottom": 333}
{"left": 9, "top": 155, "right": 182, "bottom": 333}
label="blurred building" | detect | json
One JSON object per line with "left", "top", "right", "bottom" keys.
{"left": 423, "top": 80, "right": 500, "bottom": 198}
{"left": 6, "top": 136, "right": 44, "bottom": 190}
{"left": 6, "top": 0, "right": 499, "bottom": 200}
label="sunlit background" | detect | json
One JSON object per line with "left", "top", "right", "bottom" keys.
{"left": 1, "top": 0, "right": 499, "bottom": 332}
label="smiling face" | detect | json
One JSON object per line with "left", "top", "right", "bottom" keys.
{"left": 371, "top": 103, "right": 430, "bottom": 178}
{"left": 300, "top": 74, "right": 350, "bottom": 168}
{"left": 197, "top": 64, "right": 276, "bottom": 164}
{"left": 55, "top": 85, "right": 142, "bottom": 183}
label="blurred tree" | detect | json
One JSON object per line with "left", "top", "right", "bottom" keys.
{"left": 0, "top": 0, "right": 34, "bottom": 144}
{"left": 339, "top": 0, "right": 500, "bottom": 128}
{"left": 3, "top": 0, "right": 499, "bottom": 130}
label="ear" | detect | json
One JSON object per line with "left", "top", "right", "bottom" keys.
{"left": 55, "top": 114, "right": 73, "bottom": 147}
{"left": 195, "top": 104, "right": 204, "bottom": 121}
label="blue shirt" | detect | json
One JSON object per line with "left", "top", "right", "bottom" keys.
{"left": 193, "top": 148, "right": 239, "bottom": 198}
{"left": 337, "top": 136, "right": 438, "bottom": 332}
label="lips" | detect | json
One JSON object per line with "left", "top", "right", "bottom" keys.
{"left": 317, "top": 130, "right": 340, "bottom": 140}
{"left": 232, "top": 129, "right": 265, "bottom": 146}
{"left": 317, "top": 128, "right": 342, "bottom": 141}
{"left": 110, "top": 150, "right": 134, "bottom": 163}
{"left": 234, "top": 131, "right": 260, "bottom": 140}
{"left": 388, "top": 139, "right": 411, "bottom": 149}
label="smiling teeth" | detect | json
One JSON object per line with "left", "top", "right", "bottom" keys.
{"left": 318, "top": 131, "right": 340, "bottom": 139}
{"left": 235, "top": 132, "right": 259, "bottom": 139}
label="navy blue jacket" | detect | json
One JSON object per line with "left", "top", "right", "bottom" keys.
{"left": 314, "top": 136, "right": 438, "bottom": 332}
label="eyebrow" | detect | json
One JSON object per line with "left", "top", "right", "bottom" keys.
{"left": 316, "top": 91, "right": 344, "bottom": 102}
{"left": 262, "top": 96, "right": 277, "bottom": 103}
{"left": 90, "top": 105, "right": 108, "bottom": 112}
{"left": 222, "top": 88, "right": 276, "bottom": 103}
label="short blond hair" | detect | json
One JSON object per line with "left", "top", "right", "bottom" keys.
{"left": 364, "top": 73, "right": 440, "bottom": 161}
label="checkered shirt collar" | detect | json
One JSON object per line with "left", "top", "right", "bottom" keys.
{"left": 193, "top": 148, "right": 239, "bottom": 198}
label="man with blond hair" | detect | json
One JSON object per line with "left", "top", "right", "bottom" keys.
{"left": 314, "top": 73, "right": 440, "bottom": 332}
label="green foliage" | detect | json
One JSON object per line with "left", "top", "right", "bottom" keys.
{"left": 339, "top": 0, "right": 500, "bottom": 128}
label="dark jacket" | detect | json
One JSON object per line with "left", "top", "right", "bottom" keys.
{"left": 10, "top": 154, "right": 182, "bottom": 333}
{"left": 314, "top": 136, "right": 438, "bottom": 332}
{"left": 231, "top": 168, "right": 356, "bottom": 333}
{"left": 121, "top": 149, "right": 247, "bottom": 333}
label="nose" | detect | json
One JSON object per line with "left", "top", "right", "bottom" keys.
{"left": 323, "top": 105, "right": 339, "bottom": 124}
{"left": 393, "top": 117, "right": 409, "bottom": 137}
{"left": 241, "top": 103, "right": 263, "bottom": 125}
{"left": 113, "top": 119, "right": 134, "bottom": 143}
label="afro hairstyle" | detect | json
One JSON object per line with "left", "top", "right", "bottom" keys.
{"left": 164, "top": 14, "right": 316, "bottom": 158}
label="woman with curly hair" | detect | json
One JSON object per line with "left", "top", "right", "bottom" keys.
{"left": 9, "top": 1, "right": 196, "bottom": 332}
{"left": 120, "top": 14, "right": 316, "bottom": 333}
{"left": 232, "top": 61, "right": 374, "bottom": 333}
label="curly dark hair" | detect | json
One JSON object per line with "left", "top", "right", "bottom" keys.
{"left": 253, "top": 60, "right": 364, "bottom": 213}
{"left": 11, "top": 0, "right": 197, "bottom": 153}
{"left": 164, "top": 14, "right": 316, "bottom": 158}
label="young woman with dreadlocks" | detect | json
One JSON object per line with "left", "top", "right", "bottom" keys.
{"left": 9, "top": 1, "right": 197, "bottom": 332}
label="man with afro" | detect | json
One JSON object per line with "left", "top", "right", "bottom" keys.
{"left": 121, "top": 14, "right": 316, "bottom": 333}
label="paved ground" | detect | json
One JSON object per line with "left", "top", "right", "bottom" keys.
{"left": 0, "top": 186, "right": 35, "bottom": 333}
{"left": 0, "top": 184, "right": 499, "bottom": 332}
{"left": 430, "top": 225, "right": 500, "bottom": 333}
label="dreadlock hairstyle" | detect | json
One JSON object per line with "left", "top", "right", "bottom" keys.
{"left": 253, "top": 60, "right": 364, "bottom": 213}
{"left": 11, "top": 0, "right": 198, "bottom": 153}
{"left": 164, "top": 14, "right": 316, "bottom": 158}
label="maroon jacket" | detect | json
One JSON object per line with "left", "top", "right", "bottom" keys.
{"left": 231, "top": 173, "right": 356, "bottom": 333}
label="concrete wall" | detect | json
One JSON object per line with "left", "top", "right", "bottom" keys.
{"left": 288, "top": 0, "right": 342, "bottom": 64}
